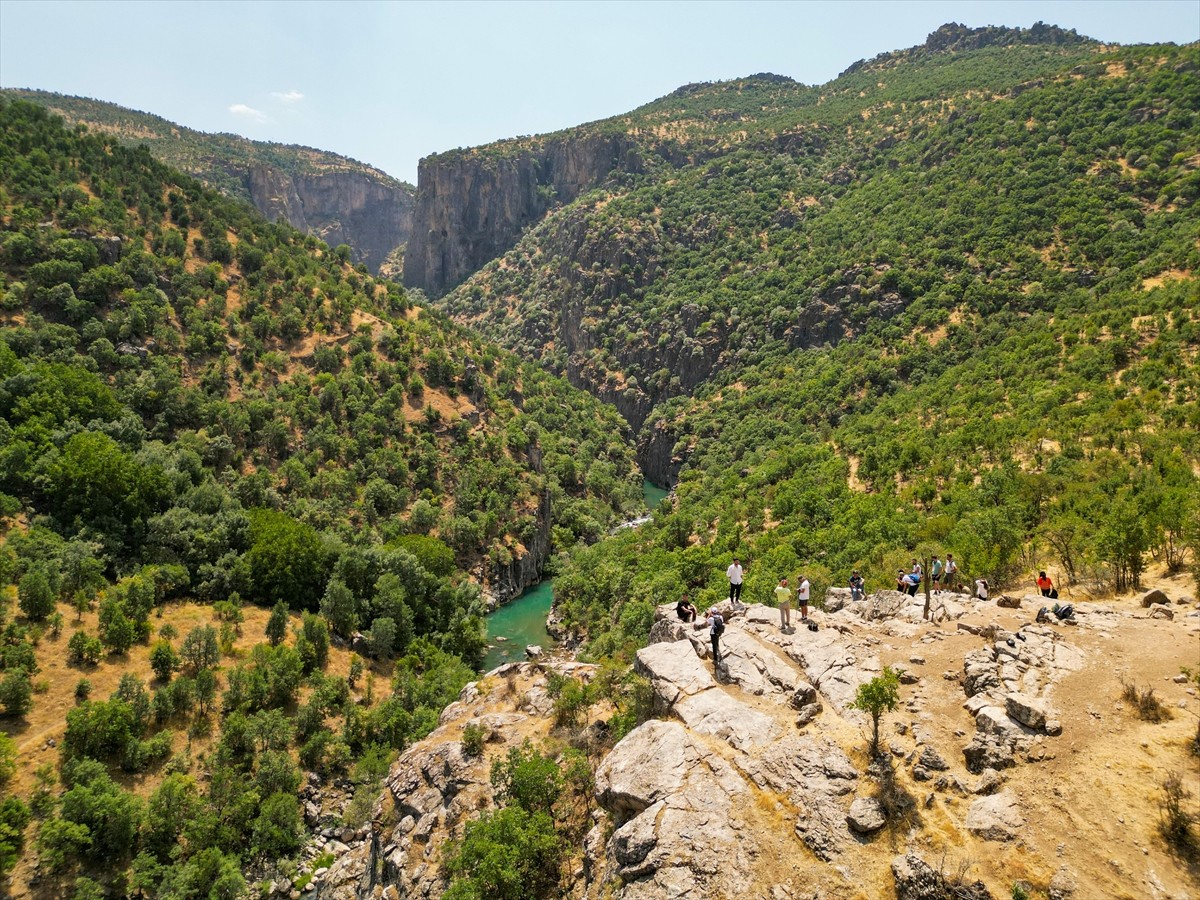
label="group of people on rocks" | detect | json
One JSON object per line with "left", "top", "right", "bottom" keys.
{"left": 674, "top": 554, "right": 1062, "bottom": 667}
{"left": 893, "top": 554, "right": 959, "bottom": 596}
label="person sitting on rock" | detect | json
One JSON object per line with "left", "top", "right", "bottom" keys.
{"left": 676, "top": 594, "right": 698, "bottom": 623}
{"left": 849, "top": 570, "right": 865, "bottom": 603}
{"left": 974, "top": 578, "right": 989, "bottom": 601}
{"left": 1036, "top": 571, "right": 1058, "bottom": 599}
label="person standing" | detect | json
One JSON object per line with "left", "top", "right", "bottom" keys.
{"left": 944, "top": 554, "right": 958, "bottom": 591}
{"left": 930, "top": 555, "right": 943, "bottom": 590}
{"left": 1036, "top": 571, "right": 1058, "bottom": 599}
{"left": 797, "top": 574, "right": 811, "bottom": 622}
{"left": 911, "top": 558, "right": 923, "bottom": 581}
{"left": 726, "top": 558, "right": 744, "bottom": 604}
{"left": 849, "top": 570, "right": 865, "bottom": 602}
{"left": 706, "top": 608, "right": 725, "bottom": 665}
{"left": 774, "top": 578, "right": 793, "bottom": 631}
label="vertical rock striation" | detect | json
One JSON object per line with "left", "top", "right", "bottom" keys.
{"left": 244, "top": 166, "right": 414, "bottom": 274}
{"left": 404, "top": 134, "right": 642, "bottom": 297}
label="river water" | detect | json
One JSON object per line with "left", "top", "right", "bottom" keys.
{"left": 481, "top": 479, "right": 668, "bottom": 671}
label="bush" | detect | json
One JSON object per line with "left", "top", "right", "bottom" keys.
{"left": 442, "top": 806, "right": 563, "bottom": 900}
{"left": 1159, "top": 771, "right": 1197, "bottom": 856}
{"left": 462, "top": 723, "right": 486, "bottom": 758}
{"left": 1120, "top": 679, "right": 1171, "bottom": 723}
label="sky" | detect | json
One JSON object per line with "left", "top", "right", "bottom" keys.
{"left": 1, "top": 1, "right": 1196, "bottom": 184}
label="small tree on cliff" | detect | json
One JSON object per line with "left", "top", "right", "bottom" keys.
{"left": 849, "top": 666, "right": 901, "bottom": 758}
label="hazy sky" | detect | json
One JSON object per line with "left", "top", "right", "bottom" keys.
{"left": 1, "top": 1, "right": 1196, "bottom": 183}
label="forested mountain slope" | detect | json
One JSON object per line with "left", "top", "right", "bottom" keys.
{"left": 0, "top": 98, "right": 640, "bottom": 894}
{"left": 1, "top": 90, "right": 415, "bottom": 274}
{"left": 419, "top": 26, "right": 1199, "bottom": 654}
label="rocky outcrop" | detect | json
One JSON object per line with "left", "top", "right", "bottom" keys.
{"left": 892, "top": 852, "right": 994, "bottom": 900}
{"left": 405, "top": 134, "right": 642, "bottom": 297}
{"left": 245, "top": 165, "right": 414, "bottom": 273}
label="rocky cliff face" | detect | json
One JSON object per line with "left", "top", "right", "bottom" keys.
{"left": 309, "top": 591, "right": 1200, "bottom": 900}
{"left": 244, "top": 166, "right": 414, "bottom": 274}
{"left": 404, "top": 134, "right": 642, "bottom": 297}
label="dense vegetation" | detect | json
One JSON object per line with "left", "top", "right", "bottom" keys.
{"left": 432, "top": 31, "right": 1200, "bottom": 660}
{"left": 1, "top": 89, "right": 413, "bottom": 205}
{"left": 0, "top": 98, "right": 641, "bottom": 893}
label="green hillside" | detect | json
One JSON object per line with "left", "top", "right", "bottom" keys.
{"left": 0, "top": 89, "right": 410, "bottom": 202}
{"left": 0, "top": 98, "right": 639, "bottom": 893}
{"left": 430, "top": 29, "right": 1200, "bottom": 656}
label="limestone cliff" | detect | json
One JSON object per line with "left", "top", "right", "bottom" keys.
{"left": 404, "top": 134, "right": 643, "bottom": 297}
{"left": 309, "top": 591, "right": 1200, "bottom": 900}
{"left": 244, "top": 166, "right": 414, "bottom": 273}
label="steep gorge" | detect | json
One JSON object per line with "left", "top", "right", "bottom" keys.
{"left": 403, "top": 133, "right": 643, "bottom": 297}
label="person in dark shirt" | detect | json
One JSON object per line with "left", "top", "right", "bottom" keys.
{"left": 676, "top": 595, "right": 698, "bottom": 623}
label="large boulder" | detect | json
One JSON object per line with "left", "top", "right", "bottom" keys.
{"left": 824, "top": 586, "right": 854, "bottom": 612}
{"left": 595, "top": 720, "right": 694, "bottom": 822}
{"left": 847, "top": 796, "right": 886, "bottom": 833}
{"left": 596, "top": 721, "right": 751, "bottom": 895}
{"left": 634, "top": 640, "right": 715, "bottom": 711}
{"left": 966, "top": 791, "right": 1025, "bottom": 841}
{"left": 711, "top": 629, "right": 799, "bottom": 698}
{"left": 674, "top": 688, "right": 779, "bottom": 752}
{"left": 1005, "top": 692, "right": 1050, "bottom": 731}
{"left": 1140, "top": 588, "right": 1171, "bottom": 607}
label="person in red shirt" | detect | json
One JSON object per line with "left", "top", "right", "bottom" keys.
{"left": 1036, "top": 571, "right": 1058, "bottom": 599}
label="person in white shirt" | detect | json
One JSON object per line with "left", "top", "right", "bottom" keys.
{"left": 797, "top": 575, "right": 811, "bottom": 621}
{"left": 726, "top": 558, "right": 744, "bottom": 604}
{"left": 974, "top": 578, "right": 989, "bottom": 601}
{"left": 944, "top": 554, "right": 958, "bottom": 591}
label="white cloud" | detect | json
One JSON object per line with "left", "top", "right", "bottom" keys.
{"left": 271, "top": 90, "right": 305, "bottom": 104}
{"left": 228, "top": 103, "right": 268, "bottom": 123}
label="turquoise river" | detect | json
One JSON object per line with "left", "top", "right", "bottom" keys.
{"left": 482, "top": 479, "right": 668, "bottom": 671}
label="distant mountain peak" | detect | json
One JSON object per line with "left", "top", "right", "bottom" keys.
{"left": 841, "top": 20, "right": 1094, "bottom": 76}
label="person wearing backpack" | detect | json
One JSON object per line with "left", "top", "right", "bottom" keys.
{"left": 706, "top": 608, "right": 725, "bottom": 665}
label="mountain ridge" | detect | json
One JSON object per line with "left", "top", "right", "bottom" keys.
{"left": 0, "top": 89, "right": 415, "bottom": 274}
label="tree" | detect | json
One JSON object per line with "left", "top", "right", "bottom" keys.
{"left": 297, "top": 613, "right": 329, "bottom": 673}
{"left": 848, "top": 667, "right": 901, "bottom": 757}
{"left": 442, "top": 806, "right": 563, "bottom": 900}
{"left": 18, "top": 568, "right": 55, "bottom": 621}
{"left": 180, "top": 625, "right": 220, "bottom": 672}
{"left": 250, "top": 792, "right": 301, "bottom": 858}
{"left": 150, "top": 640, "right": 179, "bottom": 682}
{"left": 368, "top": 616, "right": 397, "bottom": 659}
{"left": 67, "top": 630, "right": 103, "bottom": 666}
{"left": 265, "top": 600, "right": 289, "bottom": 646}
{"left": 320, "top": 577, "right": 357, "bottom": 638}
{"left": 0, "top": 670, "right": 32, "bottom": 718}
{"left": 245, "top": 508, "right": 329, "bottom": 609}
{"left": 490, "top": 742, "right": 561, "bottom": 816}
